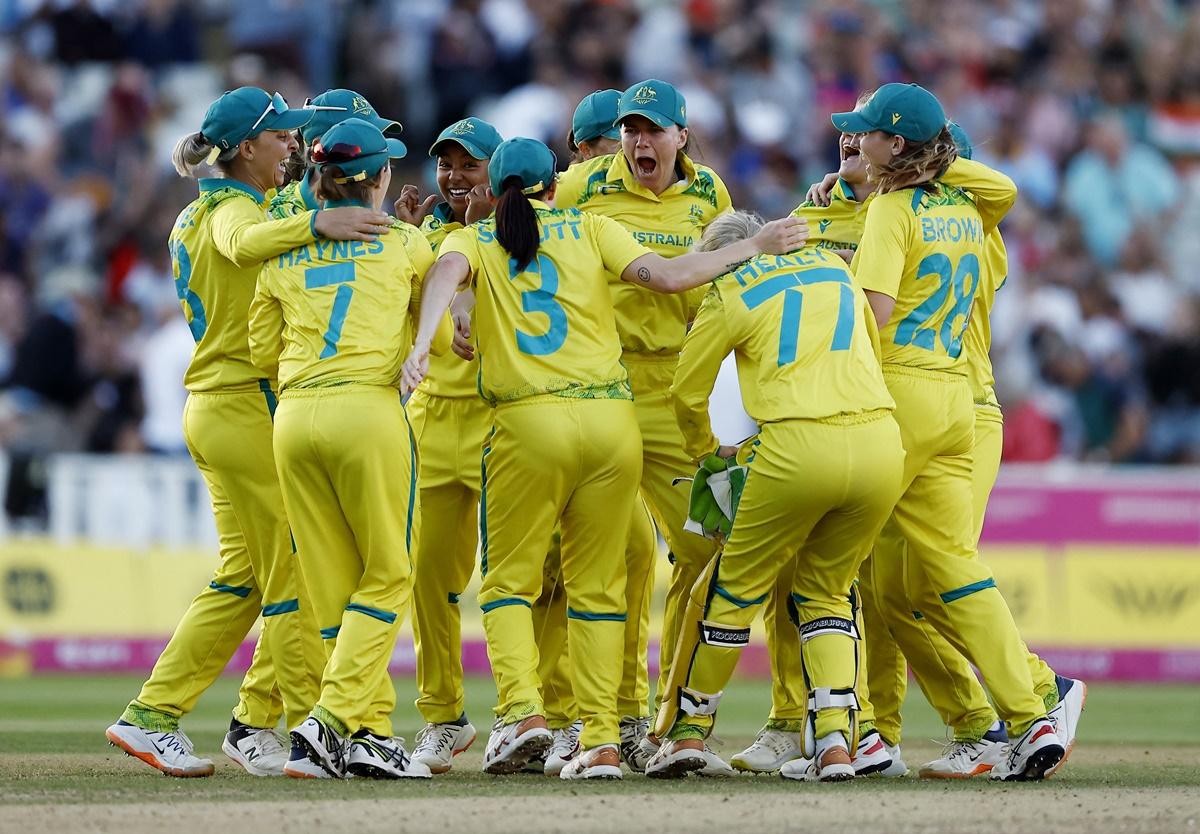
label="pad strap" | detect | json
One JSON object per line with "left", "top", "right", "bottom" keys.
{"left": 798, "top": 615, "right": 858, "bottom": 642}
{"left": 699, "top": 620, "right": 751, "bottom": 648}
{"left": 808, "top": 687, "right": 859, "bottom": 711}
{"left": 678, "top": 686, "right": 723, "bottom": 717}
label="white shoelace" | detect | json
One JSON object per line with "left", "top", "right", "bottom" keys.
{"left": 415, "top": 723, "right": 458, "bottom": 757}
{"left": 155, "top": 730, "right": 196, "bottom": 757}
{"left": 550, "top": 722, "right": 581, "bottom": 758}
{"left": 252, "top": 729, "right": 287, "bottom": 756}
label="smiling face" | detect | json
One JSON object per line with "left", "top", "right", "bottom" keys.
{"left": 837, "top": 132, "right": 869, "bottom": 185}
{"left": 241, "top": 129, "right": 298, "bottom": 191}
{"left": 435, "top": 142, "right": 489, "bottom": 222}
{"left": 857, "top": 129, "right": 904, "bottom": 178}
{"left": 619, "top": 114, "right": 687, "bottom": 195}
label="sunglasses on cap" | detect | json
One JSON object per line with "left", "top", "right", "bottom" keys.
{"left": 249, "top": 91, "right": 292, "bottom": 134}
{"left": 310, "top": 142, "right": 367, "bottom": 164}
{"left": 302, "top": 97, "right": 349, "bottom": 114}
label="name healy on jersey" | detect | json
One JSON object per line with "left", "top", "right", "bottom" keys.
{"left": 919, "top": 215, "right": 983, "bottom": 244}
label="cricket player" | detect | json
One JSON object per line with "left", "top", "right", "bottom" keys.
{"left": 401, "top": 137, "right": 806, "bottom": 780}
{"left": 248, "top": 117, "right": 449, "bottom": 780}
{"left": 554, "top": 79, "right": 733, "bottom": 772}
{"left": 647, "top": 211, "right": 905, "bottom": 783}
{"left": 105, "top": 88, "right": 391, "bottom": 778}
{"left": 839, "top": 83, "right": 1064, "bottom": 781}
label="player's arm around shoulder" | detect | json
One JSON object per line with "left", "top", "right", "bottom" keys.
{"left": 247, "top": 265, "right": 284, "bottom": 381}
{"left": 940, "top": 157, "right": 1018, "bottom": 232}
{"left": 672, "top": 283, "right": 735, "bottom": 462}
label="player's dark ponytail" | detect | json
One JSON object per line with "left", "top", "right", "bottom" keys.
{"left": 494, "top": 176, "right": 541, "bottom": 272}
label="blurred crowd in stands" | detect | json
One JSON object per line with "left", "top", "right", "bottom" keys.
{"left": 2, "top": 0, "right": 1199, "bottom": 520}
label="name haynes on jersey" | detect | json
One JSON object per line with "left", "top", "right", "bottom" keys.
{"left": 275, "top": 238, "right": 385, "bottom": 269}
{"left": 920, "top": 215, "right": 983, "bottom": 244}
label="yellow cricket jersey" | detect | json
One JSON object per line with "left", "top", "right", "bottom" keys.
{"left": 853, "top": 180, "right": 990, "bottom": 374}
{"left": 266, "top": 171, "right": 321, "bottom": 220}
{"left": 791, "top": 177, "right": 870, "bottom": 253}
{"left": 439, "top": 201, "right": 652, "bottom": 404}
{"left": 554, "top": 151, "right": 732, "bottom": 354}
{"left": 169, "top": 178, "right": 319, "bottom": 392}
{"left": 671, "top": 247, "right": 894, "bottom": 461}
{"left": 964, "top": 230, "right": 1007, "bottom": 408}
{"left": 248, "top": 217, "right": 439, "bottom": 390}
{"left": 419, "top": 204, "right": 480, "bottom": 398}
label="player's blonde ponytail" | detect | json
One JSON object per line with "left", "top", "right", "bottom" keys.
{"left": 171, "top": 132, "right": 238, "bottom": 178}
{"left": 696, "top": 210, "right": 765, "bottom": 252}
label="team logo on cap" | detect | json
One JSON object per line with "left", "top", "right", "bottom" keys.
{"left": 450, "top": 119, "right": 475, "bottom": 135}
{"left": 632, "top": 86, "right": 658, "bottom": 104}
{"left": 351, "top": 95, "right": 372, "bottom": 115}
{"left": 892, "top": 112, "right": 902, "bottom": 125}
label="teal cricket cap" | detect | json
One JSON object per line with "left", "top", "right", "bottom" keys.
{"left": 429, "top": 117, "right": 503, "bottom": 159}
{"left": 571, "top": 89, "right": 622, "bottom": 145}
{"left": 312, "top": 118, "right": 407, "bottom": 182}
{"left": 301, "top": 89, "right": 402, "bottom": 148}
{"left": 831, "top": 83, "right": 946, "bottom": 143}
{"left": 617, "top": 78, "right": 687, "bottom": 129}
{"left": 947, "top": 121, "right": 973, "bottom": 160}
{"left": 488, "top": 137, "right": 557, "bottom": 196}
{"left": 200, "top": 87, "right": 312, "bottom": 157}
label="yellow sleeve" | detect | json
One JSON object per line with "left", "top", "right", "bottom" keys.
{"left": 210, "top": 197, "right": 317, "bottom": 268}
{"left": 713, "top": 172, "right": 733, "bottom": 215}
{"left": 555, "top": 163, "right": 587, "bottom": 208}
{"left": 671, "top": 286, "right": 734, "bottom": 461}
{"left": 852, "top": 198, "right": 909, "bottom": 299}
{"left": 247, "top": 272, "right": 283, "bottom": 381}
{"left": 940, "top": 157, "right": 1018, "bottom": 233}
{"left": 589, "top": 213, "right": 654, "bottom": 278}
{"left": 400, "top": 229, "right": 451, "bottom": 356}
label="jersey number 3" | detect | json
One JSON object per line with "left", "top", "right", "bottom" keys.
{"left": 510, "top": 254, "right": 567, "bottom": 356}
{"left": 305, "top": 262, "right": 356, "bottom": 359}
{"left": 894, "top": 253, "right": 979, "bottom": 357}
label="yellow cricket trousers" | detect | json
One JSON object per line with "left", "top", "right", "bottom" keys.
{"left": 623, "top": 354, "right": 721, "bottom": 714}
{"left": 273, "top": 385, "right": 416, "bottom": 737}
{"left": 124, "top": 386, "right": 322, "bottom": 733}
{"left": 406, "top": 391, "right": 493, "bottom": 726}
{"left": 867, "top": 367, "right": 1045, "bottom": 737}
{"left": 669, "top": 414, "right": 905, "bottom": 743}
{"left": 479, "top": 396, "right": 642, "bottom": 749}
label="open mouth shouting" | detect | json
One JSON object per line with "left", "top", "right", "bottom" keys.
{"left": 635, "top": 152, "right": 658, "bottom": 178}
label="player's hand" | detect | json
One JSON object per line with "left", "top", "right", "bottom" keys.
{"left": 394, "top": 185, "right": 437, "bottom": 227}
{"left": 752, "top": 216, "right": 808, "bottom": 255}
{"left": 805, "top": 172, "right": 839, "bottom": 207}
{"left": 716, "top": 444, "right": 738, "bottom": 459}
{"left": 464, "top": 184, "right": 494, "bottom": 225}
{"left": 688, "top": 455, "right": 733, "bottom": 538}
{"left": 314, "top": 207, "right": 392, "bottom": 241}
{"left": 450, "top": 292, "right": 475, "bottom": 361}
{"left": 402, "top": 341, "right": 431, "bottom": 392}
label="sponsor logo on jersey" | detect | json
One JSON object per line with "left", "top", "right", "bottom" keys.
{"left": 819, "top": 219, "right": 832, "bottom": 233}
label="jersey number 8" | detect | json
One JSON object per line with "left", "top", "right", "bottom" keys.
{"left": 894, "top": 253, "right": 980, "bottom": 358}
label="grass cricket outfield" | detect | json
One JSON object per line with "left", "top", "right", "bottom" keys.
{"left": 0, "top": 676, "right": 1197, "bottom": 834}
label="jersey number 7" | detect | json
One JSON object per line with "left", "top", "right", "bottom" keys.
{"left": 739, "top": 267, "right": 855, "bottom": 366}
{"left": 305, "top": 262, "right": 357, "bottom": 359}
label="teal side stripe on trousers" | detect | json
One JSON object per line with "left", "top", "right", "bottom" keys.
{"left": 479, "top": 440, "right": 492, "bottom": 577}
{"left": 258, "top": 379, "right": 278, "bottom": 419}
{"left": 320, "top": 625, "right": 340, "bottom": 639}
{"left": 345, "top": 602, "right": 397, "bottom": 624}
{"left": 448, "top": 592, "right": 461, "bottom": 604}
{"left": 403, "top": 408, "right": 418, "bottom": 555}
{"left": 210, "top": 581, "right": 252, "bottom": 598}
{"left": 262, "top": 599, "right": 299, "bottom": 617}
{"left": 480, "top": 597, "right": 531, "bottom": 614}
{"left": 715, "top": 584, "right": 768, "bottom": 609}
{"left": 940, "top": 578, "right": 996, "bottom": 604}
{"left": 790, "top": 592, "right": 811, "bottom": 606}
{"left": 566, "top": 607, "right": 626, "bottom": 622}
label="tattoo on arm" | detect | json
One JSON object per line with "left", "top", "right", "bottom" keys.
{"left": 637, "top": 266, "right": 651, "bottom": 283}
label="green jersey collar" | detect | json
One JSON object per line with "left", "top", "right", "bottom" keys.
{"left": 199, "top": 177, "right": 266, "bottom": 204}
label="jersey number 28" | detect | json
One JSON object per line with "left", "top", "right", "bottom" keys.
{"left": 894, "top": 253, "right": 980, "bottom": 358}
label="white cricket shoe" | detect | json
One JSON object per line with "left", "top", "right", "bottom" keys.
{"left": 347, "top": 731, "right": 431, "bottom": 779}
{"left": 106, "top": 720, "right": 214, "bottom": 778}
{"left": 851, "top": 729, "right": 893, "bottom": 776}
{"left": 1047, "top": 676, "right": 1087, "bottom": 775}
{"left": 919, "top": 737, "right": 1007, "bottom": 779}
{"left": 730, "top": 727, "right": 803, "bottom": 773}
{"left": 698, "top": 743, "right": 735, "bottom": 777}
{"left": 544, "top": 720, "right": 582, "bottom": 777}
{"left": 645, "top": 737, "right": 707, "bottom": 779}
{"left": 618, "top": 715, "right": 651, "bottom": 773}
{"left": 880, "top": 743, "right": 910, "bottom": 777}
{"left": 989, "top": 717, "right": 1064, "bottom": 782}
{"left": 288, "top": 715, "right": 350, "bottom": 778}
{"left": 781, "top": 733, "right": 854, "bottom": 782}
{"left": 559, "top": 743, "right": 623, "bottom": 780}
{"left": 222, "top": 720, "right": 289, "bottom": 776}
{"left": 482, "top": 715, "right": 552, "bottom": 775}
{"left": 282, "top": 741, "right": 333, "bottom": 779}
{"left": 778, "top": 756, "right": 815, "bottom": 781}
{"left": 411, "top": 720, "right": 477, "bottom": 774}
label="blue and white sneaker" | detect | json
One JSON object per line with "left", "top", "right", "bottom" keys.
{"left": 919, "top": 724, "right": 1008, "bottom": 779}
{"left": 287, "top": 715, "right": 349, "bottom": 778}
{"left": 347, "top": 731, "right": 431, "bottom": 779}
{"left": 1046, "top": 675, "right": 1087, "bottom": 775}
{"left": 106, "top": 719, "right": 214, "bottom": 777}
{"left": 222, "top": 719, "right": 289, "bottom": 776}
{"left": 989, "top": 717, "right": 1064, "bottom": 781}
{"left": 282, "top": 740, "right": 333, "bottom": 779}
